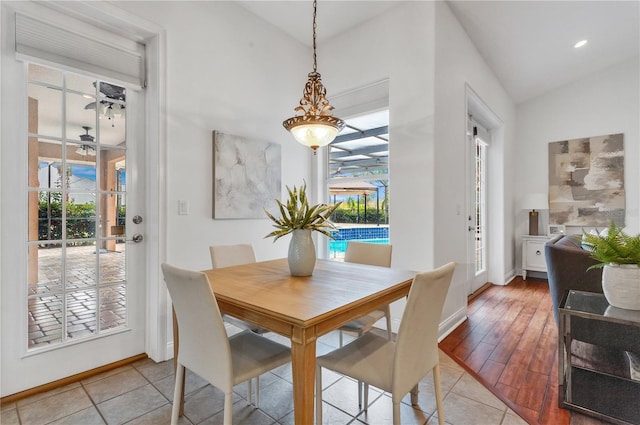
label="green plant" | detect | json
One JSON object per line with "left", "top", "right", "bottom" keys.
{"left": 582, "top": 221, "right": 640, "bottom": 270}
{"left": 265, "top": 182, "right": 341, "bottom": 241}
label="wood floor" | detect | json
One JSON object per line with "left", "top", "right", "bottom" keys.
{"left": 439, "top": 276, "right": 570, "bottom": 425}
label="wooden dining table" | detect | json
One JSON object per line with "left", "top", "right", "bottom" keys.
{"left": 173, "top": 257, "right": 415, "bottom": 425}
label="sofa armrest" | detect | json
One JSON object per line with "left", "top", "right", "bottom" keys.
{"left": 545, "top": 235, "right": 603, "bottom": 324}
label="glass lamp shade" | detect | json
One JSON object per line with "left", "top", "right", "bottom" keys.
{"left": 289, "top": 121, "right": 339, "bottom": 150}
{"left": 76, "top": 145, "right": 96, "bottom": 156}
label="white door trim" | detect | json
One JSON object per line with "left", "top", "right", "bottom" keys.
{"left": 70, "top": 1, "right": 169, "bottom": 362}
{"left": 44, "top": 0, "right": 170, "bottom": 363}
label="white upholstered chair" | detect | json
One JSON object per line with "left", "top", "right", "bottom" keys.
{"left": 162, "top": 263, "right": 291, "bottom": 425}
{"left": 209, "top": 243, "right": 256, "bottom": 268}
{"left": 339, "top": 241, "right": 393, "bottom": 346}
{"left": 209, "top": 244, "right": 269, "bottom": 334}
{"left": 316, "top": 262, "right": 456, "bottom": 425}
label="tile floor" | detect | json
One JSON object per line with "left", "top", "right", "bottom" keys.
{"left": 1, "top": 328, "right": 529, "bottom": 425}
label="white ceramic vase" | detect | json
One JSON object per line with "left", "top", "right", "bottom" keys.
{"left": 602, "top": 264, "right": 640, "bottom": 310}
{"left": 288, "top": 229, "right": 316, "bottom": 276}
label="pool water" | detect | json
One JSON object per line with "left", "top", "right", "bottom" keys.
{"left": 329, "top": 238, "right": 390, "bottom": 257}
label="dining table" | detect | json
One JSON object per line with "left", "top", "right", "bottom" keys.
{"left": 173, "top": 257, "right": 416, "bottom": 425}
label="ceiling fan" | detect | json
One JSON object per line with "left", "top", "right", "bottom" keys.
{"left": 84, "top": 82, "right": 126, "bottom": 125}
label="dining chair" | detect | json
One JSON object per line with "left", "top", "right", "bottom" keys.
{"left": 339, "top": 241, "right": 393, "bottom": 346}
{"left": 162, "top": 263, "right": 291, "bottom": 425}
{"left": 315, "top": 262, "right": 456, "bottom": 425}
{"left": 339, "top": 241, "right": 393, "bottom": 408}
{"left": 209, "top": 244, "right": 269, "bottom": 334}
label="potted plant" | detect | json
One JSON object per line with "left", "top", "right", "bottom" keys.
{"left": 265, "top": 182, "right": 341, "bottom": 276}
{"left": 582, "top": 221, "right": 640, "bottom": 310}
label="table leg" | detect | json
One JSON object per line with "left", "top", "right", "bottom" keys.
{"left": 291, "top": 327, "right": 317, "bottom": 425}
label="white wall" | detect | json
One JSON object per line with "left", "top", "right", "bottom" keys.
{"left": 111, "top": 1, "right": 316, "bottom": 353}
{"left": 515, "top": 57, "right": 640, "bottom": 274}
{"left": 319, "top": 1, "right": 518, "bottom": 336}
{"left": 114, "top": 1, "right": 312, "bottom": 270}
{"left": 321, "top": 2, "right": 436, "bottom": 271}
{"left": 433, "top": 2, "right": 517, "bottom": 327}
{"left": 318, "top": 2, "right": 437, "bottom": 331}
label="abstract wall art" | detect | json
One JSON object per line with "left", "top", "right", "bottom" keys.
{"left": 548, "top": 133, "right": 625, "bottom": 227}
{"left": 213, "top": 131, "right": 281, "bottom": 219}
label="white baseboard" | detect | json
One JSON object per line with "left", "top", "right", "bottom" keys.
{"left": 362, "top": 306, "right": 467, "bottom": 341}
{"left": 438, "top": 306, "right": 467, "bottom": 342}
{"left": 502, "top": 269, "right": 517, "bottom": 285}
{"left": 166, "top": 341, "right": 174, "bottom": 360}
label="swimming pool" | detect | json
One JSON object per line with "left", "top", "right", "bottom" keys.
{"left": 329, "top": 238, "right": 390, "bottom": 258}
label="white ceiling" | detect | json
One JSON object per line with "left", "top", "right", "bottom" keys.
{"left": 238, "top": 0, "right": 640, "bottom": 104}
{"left": 237, "top": 1, "right": 399, "bottom": 45}
{"left": 447, "top": 1, "right": 640, "bottom": 103}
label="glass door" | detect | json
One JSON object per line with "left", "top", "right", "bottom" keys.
{"left": 27, "top": 64, "right": 133, "bottom": 349}
{"left": 0, "top": 61, "right": 146, "bottom": 397}
{"left": 467, "top": 119, "right": 489, "bottom": 294}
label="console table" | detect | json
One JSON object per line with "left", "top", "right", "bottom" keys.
{"left": 559, "top": 290, "right": 640, "bottom": 425}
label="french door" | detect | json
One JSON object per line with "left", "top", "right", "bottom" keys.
{"left": 1, "top": 60, "right": 146, "bottom": 396}
{"left": 467, "top": 119, "right": 489, "bottom": 294}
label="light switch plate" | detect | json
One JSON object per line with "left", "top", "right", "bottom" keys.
{"left": 178, "top": 200, "right": 190, "bottom": 215}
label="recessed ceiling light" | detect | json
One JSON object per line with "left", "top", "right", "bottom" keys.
{"left": 574, "top": 40, "right": 588, "bottom": 48}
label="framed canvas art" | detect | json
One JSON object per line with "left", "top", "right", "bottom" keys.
{"left": 213, "top": 131, "right": 281, "bottom": 219}
{"left": 548, "top": 133, "right": 625, "bottom": 227}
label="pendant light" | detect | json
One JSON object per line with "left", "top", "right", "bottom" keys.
{"left": 283, "top": 0, "right": 345, "bottom": 153}
{"left": 76, "top": 126, "right": 96, "bottom": 156}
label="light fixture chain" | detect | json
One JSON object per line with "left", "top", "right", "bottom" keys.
{"left": 312, "top": 0, "right": 318, "bottom": 72}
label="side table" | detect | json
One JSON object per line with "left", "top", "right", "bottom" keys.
{"left": 559, "top": 290, "right": 640, "bottom": 425}
{"left": 522, "top": 235, "right": 552, "bottom": 279}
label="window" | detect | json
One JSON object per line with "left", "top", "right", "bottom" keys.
{"left": 328, "top": 109, "right": 390, "bottom": 260}
{"left": 471, "top": 122, "right": 489, "bottom": 276}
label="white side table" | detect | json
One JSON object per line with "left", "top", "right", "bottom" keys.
{"left": 522, "top": 235, "right": 553, "bottom": 279}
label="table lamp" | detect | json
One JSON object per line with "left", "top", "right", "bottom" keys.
{"left": 521, "top": 193, "right": 548, "bottom": 235}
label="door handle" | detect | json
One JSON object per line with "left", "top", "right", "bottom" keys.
{"left": 127, "top": 233, "right": 144, "bottom": 243}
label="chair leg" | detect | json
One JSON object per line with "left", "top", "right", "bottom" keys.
{"left": 433, "top": 364, "right": 445, "bottom": 425}
{"left": 247, "top": 378, "right": 252, "bottom": 406}
{"left": 384, "top": 305, "right": 393, "bottom": 340}
{"left": 410, "top": 383, "right": 419, "bottom": 406}
{"left": 392, "top": 399, "right": 401, "bottom": 425}
{"left": 223, "top": 392, "right": 233, "bottom": 425}
{"left": 171, "top": 364, "right": 185, "bottom": 425}
{"left": 255, "top": 375, "right": 260, "bottom": 408}
{"left": 363, "top": 382, "right": 369, "bottom": 411}
{"left": 315, "top": 365, "right": 323, "bottom": 425}
{"left": 339, "top": 329, "right": 344, "bottom": 347}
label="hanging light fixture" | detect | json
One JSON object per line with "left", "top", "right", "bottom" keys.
{"left": 76, "top": 126, "right": 96, "bottom": 156}
{"left": 283, "top": 0, "right": 345, "bottom": 153}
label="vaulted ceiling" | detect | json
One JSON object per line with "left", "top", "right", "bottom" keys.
{"left": 239, "top": 0, "right": 640, "bottom": 104}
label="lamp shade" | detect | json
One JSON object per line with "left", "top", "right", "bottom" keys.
{"left": 521, "top": 193, "right": 548, "bottom": 211}
{"left": 289, "top": 122, "right": 339, "bottom": 150}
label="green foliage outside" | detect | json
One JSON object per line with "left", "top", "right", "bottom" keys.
{"left": 331, "top": 206, "right": 388, "bottom": 224}
{"left": 38, "top": 200, "right": 125, "bottom": 245}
